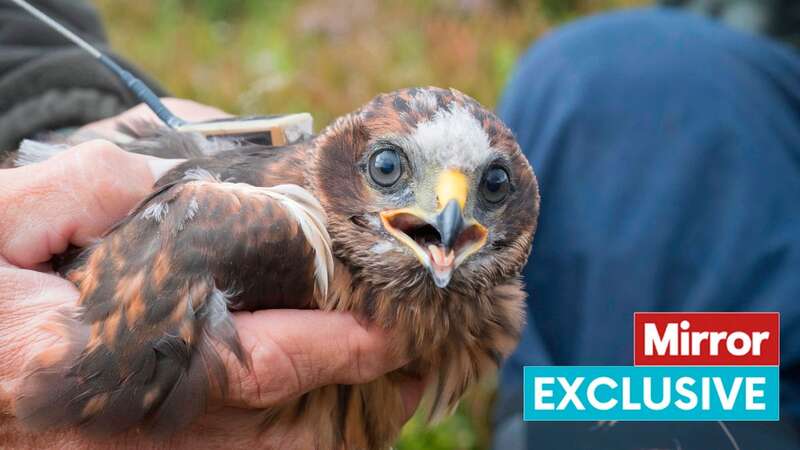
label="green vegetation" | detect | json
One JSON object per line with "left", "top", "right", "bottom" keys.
{"left": 95, "top": 0, "right": 646, "bottom": 126}
{"left": 93, "top": 1, "right": 646, "bottom": 448}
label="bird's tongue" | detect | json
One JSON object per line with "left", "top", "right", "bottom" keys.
{"left": 427, "top": 245, "right": 455, "bottom": 288}
{"left": 427, "top": 245, "right": 454, "bottom": 269}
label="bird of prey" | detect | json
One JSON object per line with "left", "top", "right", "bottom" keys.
{"left": 14, "top": 87, "right": 539, "bottom": 449}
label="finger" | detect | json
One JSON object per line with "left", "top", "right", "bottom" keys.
{"left": 0, "top": 266, "right": 80, "bottom": 406}
{"left": 223, "top": 310, "right": 410, "bottom": 409}
{"left": 80, "top": 98, "right": 231, "bottom": 135}
{"left": 0, "top": 140, "right": 182, "bottom": 268}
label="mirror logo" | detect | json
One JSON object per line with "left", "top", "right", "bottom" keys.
{"left": 523, "top": 313, "right": 780, "bottom": 421}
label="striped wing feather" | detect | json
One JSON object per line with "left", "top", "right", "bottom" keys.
{"left": 15, "top": 175, "right": 331, "bottom": 435}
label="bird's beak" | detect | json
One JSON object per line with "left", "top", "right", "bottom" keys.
{"left": 380, "top": 169, "right": 488, "bottom": 288}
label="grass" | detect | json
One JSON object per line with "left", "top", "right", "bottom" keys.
{"left": 92, "top": 1, "right": 647, "bottom": 448}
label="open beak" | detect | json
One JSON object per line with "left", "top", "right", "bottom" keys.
{"left": 380, "top": 169, "right": 488, "bottom": 288}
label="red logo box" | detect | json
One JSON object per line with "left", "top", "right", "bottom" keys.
{"left": 634, "top": 312, "right": 779, "bottom": 366}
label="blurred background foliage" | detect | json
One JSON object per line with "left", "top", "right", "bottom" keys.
{"left": 93, "top": 1, "right": 646, "bottom": 448}
{"left": 94, "top": 0, "right": 647, "bottom": 128}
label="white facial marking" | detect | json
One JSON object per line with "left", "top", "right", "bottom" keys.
{"left": 366, "top": 214, "right": 382, "bottom": 230}
{"left": 370, "top": 241, "right": 395, "bottom": 254}
{"left": 408, "top": 103, "right": 493, "bottom": 170}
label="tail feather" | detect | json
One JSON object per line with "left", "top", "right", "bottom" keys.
{"left": 15, "top": 280, "right": 242, "bottom": 436}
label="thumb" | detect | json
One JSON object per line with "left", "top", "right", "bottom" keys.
{"left": 0, "top": 140, "right": 182, "bottom": 268}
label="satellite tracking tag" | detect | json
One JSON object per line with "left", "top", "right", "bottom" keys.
{"left": 176, "top": 113, "right": 314, "bottom": 146}
{"left": 10, "top": 0, "right": 313, "bottom": 146}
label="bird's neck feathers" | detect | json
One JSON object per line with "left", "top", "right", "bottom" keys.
{"left": 319, "top": 259, "right": 525, "bottom": 420}
{"left": 320, "top": 258, "right": 525, "bottom": 365}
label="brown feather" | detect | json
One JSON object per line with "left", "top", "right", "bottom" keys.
{"left": 15, "top": 87, "right": 538, "bottom": 449}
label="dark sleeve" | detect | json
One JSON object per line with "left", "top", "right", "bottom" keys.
{"left": 0, "top": 0, "right": 168, "bottom": 153}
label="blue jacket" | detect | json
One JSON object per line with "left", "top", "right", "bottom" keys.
{"left": 497, "top": 7, "right": 800, "bottom": 438}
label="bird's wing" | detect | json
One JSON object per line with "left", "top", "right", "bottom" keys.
{"left": 15, "top": 170, "right": 332, "bottom": 435}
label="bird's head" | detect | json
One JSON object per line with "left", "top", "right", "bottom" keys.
{"left": 312, "top": 87, "right": 538, "bottom": 294}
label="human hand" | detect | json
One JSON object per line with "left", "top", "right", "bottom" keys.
{"left": 0, "top": 101, "right": 423, "bottom": 449}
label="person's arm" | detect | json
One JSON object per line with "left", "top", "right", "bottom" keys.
{"left": 0, "top": 102, "right": 423, "bottom": 448}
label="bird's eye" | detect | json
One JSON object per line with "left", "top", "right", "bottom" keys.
{"left": 481, "top": 166, "right": 511, "bottom": 204}
{"left": 368, "top": 148, "right": 402, "bottom": 187}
